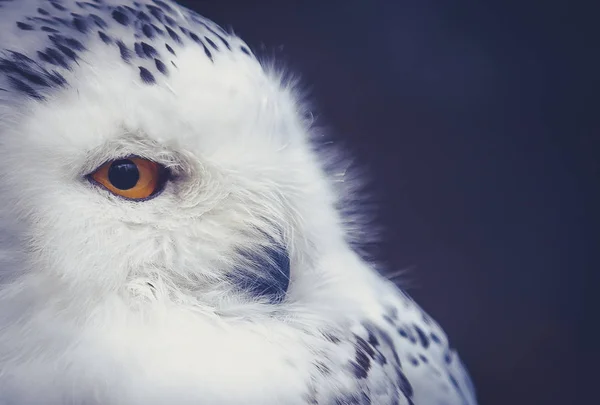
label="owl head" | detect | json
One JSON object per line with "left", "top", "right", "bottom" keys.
{"left": 0, "top": 0, "right": 362, "bottom": 314}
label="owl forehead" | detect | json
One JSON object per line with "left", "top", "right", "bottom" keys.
{"left": 0, "top": 0, "right": 297, "bottom": 158}
{"left": 0, "top": 0, "right": 256, "bottom": 101}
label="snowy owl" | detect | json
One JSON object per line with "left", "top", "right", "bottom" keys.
{"left": 0, "top": 1, "right": 478, "bottom": 404}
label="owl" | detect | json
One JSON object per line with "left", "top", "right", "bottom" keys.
{"left": 0, "top": 1, "right": 478, "bottom": 404}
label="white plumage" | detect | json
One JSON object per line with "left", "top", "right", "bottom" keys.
{"left": 0, "top": 1, "right": 478, "bottom": 404}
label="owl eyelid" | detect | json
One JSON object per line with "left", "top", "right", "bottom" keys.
{"left": 84, "top": 150, "right": 184, "bottom": 177}
{"left": 85, "top": 154, "right": 152, "bottom": 176}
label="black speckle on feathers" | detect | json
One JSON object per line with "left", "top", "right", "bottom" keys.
{"left": 138, "top": 66, "right": 155, "bottom": 84}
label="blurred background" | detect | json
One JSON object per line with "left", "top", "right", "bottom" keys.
{"left": 181, "top": 1, "right": 597, "bottom": 404}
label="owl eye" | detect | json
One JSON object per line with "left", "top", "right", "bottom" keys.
{"left": 89, "top": 157, "right": 166, "bottom": 200}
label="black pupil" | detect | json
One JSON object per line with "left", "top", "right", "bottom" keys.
{"left": 108, "top": 159, "right": 140, "bottom": 190}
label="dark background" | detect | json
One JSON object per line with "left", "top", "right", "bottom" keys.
{"left": 181, "top": 1, "right": 598, "bottom": 404}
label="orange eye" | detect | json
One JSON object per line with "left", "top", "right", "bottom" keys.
{"left": 90, "top": 157, "right": 165, "bottom": 200}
